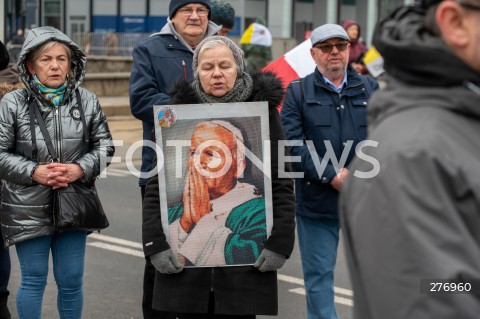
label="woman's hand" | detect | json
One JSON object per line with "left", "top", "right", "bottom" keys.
{"left": 32, "top": 163, "right": 84, "bottom": 189}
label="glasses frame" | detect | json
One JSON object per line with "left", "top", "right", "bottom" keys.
{"left": 459, "top": 1, "right": 480, "bottom": 11}
{"left": 313, "top": 41, "right": 349, "bottom": 54}
{"left": 177, "top": 7, "right": 210, "bottom": 17}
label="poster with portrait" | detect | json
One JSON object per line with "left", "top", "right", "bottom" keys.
{"left": 153, "top": 102, "right": 272, "bottom": 268}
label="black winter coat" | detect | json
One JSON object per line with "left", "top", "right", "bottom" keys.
{"left": 142, "top": 71, "right": 296, "bottom": 315}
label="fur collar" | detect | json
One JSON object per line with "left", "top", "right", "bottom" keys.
{"left": 0, "top": 82, "right": 21, "bottom": 99}
{"left": 169, "top": 71, "right": 284, "bottom": 109}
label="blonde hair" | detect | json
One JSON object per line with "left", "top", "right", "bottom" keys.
{"left": 26, "top": 41, "right": 73, "bottom": 77}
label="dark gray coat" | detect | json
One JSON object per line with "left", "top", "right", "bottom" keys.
{"left": 0, "top": 27, "right": 114, "bottom": 246}
{"left": 340, "top": 6, "right": 480, "bottom": 319}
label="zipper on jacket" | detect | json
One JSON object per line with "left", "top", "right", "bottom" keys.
{"left": 182, "top": 60, "right": 188, "bottom": 80}
{"left": 53, "top": 105, "right": 61, "bottom": 162}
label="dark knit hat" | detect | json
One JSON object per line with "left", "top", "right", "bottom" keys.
{"left": 417, "top": 0, "right": 443, "bottom": 8}
{"left": 169, "top": 0, "right": 211, "bottom": 19}
{"left": 210, "top": 0, "right": 235, "bottom": 29}
{"left": 0, "top": 41, "right": 10, "bottom": 71}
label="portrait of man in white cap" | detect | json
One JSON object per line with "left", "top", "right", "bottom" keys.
{"left": 161, "top": 119, "right": 268, "bottom": 267}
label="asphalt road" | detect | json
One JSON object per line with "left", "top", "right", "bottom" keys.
{"left": 5, "top": 148, "right": 354, "bottom": 319}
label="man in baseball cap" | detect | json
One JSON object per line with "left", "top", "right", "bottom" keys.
{"left": 129, "top": 1, "right": 220, "bottom": 318}
{"left": 310, "top": 23, "right": 350, "bottom": 46}
{"left": 281, "top": 23, "right": 378, "bottom": 319}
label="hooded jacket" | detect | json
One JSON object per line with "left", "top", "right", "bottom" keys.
{"left": 0, "top": 27, "right": 114, "bottom": 247}
{"left": 342, "top": 20, "right": 367, "bottom": 65}
{"left": 340, "top": 6, "right": 480, "bottom": 319}
{"left": 142, "top": 71, "right": 296, "bottom": 315}
{"left": 129, "top": 20, "right": 221, "bottom": 187}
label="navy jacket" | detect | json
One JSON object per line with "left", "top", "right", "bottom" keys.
{"left": 281, "top": 66, "right": 378, "bottom": 219}
{"left": 129, "top": 22, "right": 220, "bottom": 186}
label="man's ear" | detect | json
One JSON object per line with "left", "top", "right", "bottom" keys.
{"left": 310, "top": 47, "right": 316, "bottom": 59}
{"left": 436, "top": 2, "right": 470, "bottom": 48}
{"left": 236, "top": 158, "right": 246, "bottom": 179}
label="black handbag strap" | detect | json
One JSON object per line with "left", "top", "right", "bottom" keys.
{"left": 32, "top": 98, "right": 58, "bottom": 161}
{"left": 28, "top": 89, "right": 88, "bottom": 162}
{"left": 28, "top": 97, "right": 38, "bottom": 160}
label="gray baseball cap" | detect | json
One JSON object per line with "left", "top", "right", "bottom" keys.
{"left": 310, "top": 24, "right": 350, "bottom": 46}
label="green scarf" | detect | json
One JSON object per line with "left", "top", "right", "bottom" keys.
{"left": 33, "top": 75, "right": 67, "bottom": 106}
{"left": 191, "top": 73, "right": 254, "bottom": 104}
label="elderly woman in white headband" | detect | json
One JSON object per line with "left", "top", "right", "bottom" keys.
{"left": 142, "top": 36, "right": 295, "bottom": 319}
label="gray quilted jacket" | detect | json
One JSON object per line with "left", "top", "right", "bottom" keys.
{"left": 0, "top": 27, "right": 115, "bottom": 247}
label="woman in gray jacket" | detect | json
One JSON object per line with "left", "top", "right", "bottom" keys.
{"left": 0, "top": 27, "right": 114, "bottom": 319}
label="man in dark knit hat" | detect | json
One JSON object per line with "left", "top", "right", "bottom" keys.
{"left": 129, "top": 1, "right": 220, "bottom": 318}
{"left": 210, "top": 0, "right": 235, "bottom": 37}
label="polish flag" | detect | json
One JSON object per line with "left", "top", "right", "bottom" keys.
{"left": 262, "top": 39, "right": 316, "bottom": 110}
{"left": 263, "top": 39, "right": 315, "bottom": 91}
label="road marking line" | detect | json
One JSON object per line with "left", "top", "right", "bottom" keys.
{"left": 288, "top": 288, "right": 354, "bottom": 307}
{"left": 87, "top": 242, "right": 144, "bottom": 258}
{"left": 335, "top": 296, "right": 354, "bottom": 307}
{"left": 335, "top": 286, "right": 354, "bottom": 297}
{"left": 89, "top": 233, "right": 143, "bottom": 249}
{"left": 87, "top": 235, "right": 354, "bottom": 305}
{"left": 104, "top": 171, "right": 128, "bottom": 177}
{"left": 278, "top": 274, "right": 353, "bottom": 297}
{"left": 106, "top": 168, "right": 131, "bottom": 176}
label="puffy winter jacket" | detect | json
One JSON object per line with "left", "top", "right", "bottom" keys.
{"left": 0, "top": 26, "right": 114, "bottom": 247}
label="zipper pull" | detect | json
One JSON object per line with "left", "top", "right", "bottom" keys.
{"left": 182, "top": 60, "right": 187, "bottom": 80}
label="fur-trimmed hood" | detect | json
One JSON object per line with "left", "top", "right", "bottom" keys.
{"left": 169, "top": 71, "right": 284, "bottom": 109}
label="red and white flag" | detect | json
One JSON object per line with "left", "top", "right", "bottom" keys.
{"left": 262, "top": 39, "right": 315, "bottom": 110}
{"left": 263, "top": 39, "right": 315, "bottom": 91}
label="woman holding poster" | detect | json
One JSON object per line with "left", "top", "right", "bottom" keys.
{"left": 142, "top": 36, "right": 295, "bottom": 318}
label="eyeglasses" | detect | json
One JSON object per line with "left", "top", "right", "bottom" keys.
{"left": 177, "top": 7, "right": 210, "bottom": 17}
{"left": 459, "top": 1, "right": 480, "bottom": 11}
{"left": 314, "top": 42, "right": 349, "bottom": 54}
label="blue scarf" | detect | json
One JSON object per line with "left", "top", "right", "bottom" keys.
{"left": 33, "top": 75, "right": 67, "bottom": 106}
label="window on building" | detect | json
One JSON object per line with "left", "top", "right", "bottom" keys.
{"left": 43, "top": 0, "right": 61, "bottom": 29}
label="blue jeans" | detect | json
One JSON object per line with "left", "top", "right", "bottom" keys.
{"left": 297, "top": 215, "right": 340, "bottom": 319}
{"left": 15, "top": 230, "right": 87, "bottom": 319}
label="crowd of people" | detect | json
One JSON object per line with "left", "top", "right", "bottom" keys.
{"left": 1, "top": 0, "right": 479, "bottom": 318}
